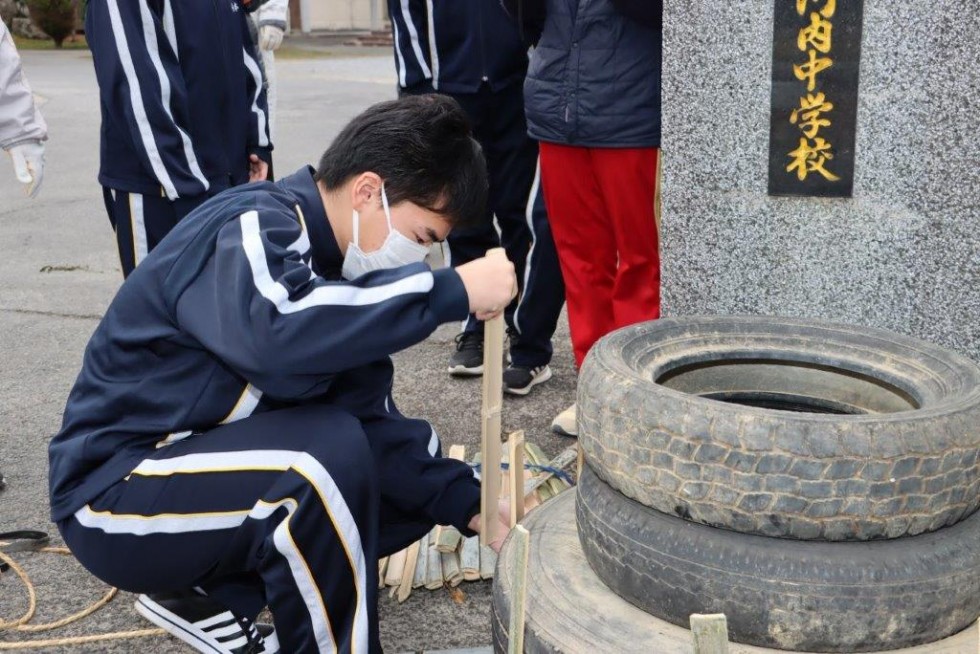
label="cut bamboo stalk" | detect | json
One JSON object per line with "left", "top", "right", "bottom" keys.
{"left": 435, "top": 446, "right": 466, "bottom": 553}
{"left": 480, "top": 248, "right": 507, "bottom": 547}
{"left": 690, "top": 613, "right": 730, "bottom": 654}
{"left": 424, "top": 528, "right": 444, "bottom": 590}
{"left": 460, "top": 536, "right": 481, "bottom": 581}
{"left": 384, "top": 548, "right": 406, "bottom": 587}
{"left": 507, "top": 431, "right": 525, "bottom": 526}
{"left": 441, "top": 550, "right": 464, "bottom": 587}
{"left": 397, "top": 540, "right": 421, "bottom": 603}
{"left": 479, "top": 544, "right": 496, "bottom": 580}
{"left": 378, "top": 557, "right": 389, "bottom": 590}
{"left": 506, "top": 525, "right": 531, "bottom": 654}
{"left": 412, "top": 536, "right": 428, "bottom": 589}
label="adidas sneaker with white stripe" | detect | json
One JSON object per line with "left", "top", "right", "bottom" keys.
{"left": 136, "top": 589, "right": 279, "bottom": 654}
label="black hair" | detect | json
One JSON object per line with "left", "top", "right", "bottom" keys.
{"left": 315, "top": 95, "right": 488, "bottom": 229}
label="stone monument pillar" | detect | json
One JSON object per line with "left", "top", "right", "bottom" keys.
{"left": 661, "top": 2, "right": 980, "bottom": 361}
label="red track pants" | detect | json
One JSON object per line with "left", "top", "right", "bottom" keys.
{"left": 539, "top": 143, "right": 661, "bottom": 368}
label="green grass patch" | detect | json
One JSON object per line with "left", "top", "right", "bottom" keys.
{"left": 13, "top": 34, "right": 89, "bottom": 50}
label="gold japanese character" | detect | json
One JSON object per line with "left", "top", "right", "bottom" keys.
{"left": 790, "top": 92, "right": 833, "bottom": 138}
{"left": 794, "top": 49, "right": 833, "bottom": 91}
{"left": 798, "top": 12, "right": 833, "bottom": 53}
{"left": 796, "top": 0, "right": 835, "bottom": 18}
{"left": 787, "top": 137, "right": 840, "bottom": 181}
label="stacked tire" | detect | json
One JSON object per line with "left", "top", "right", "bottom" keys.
{"left": 497, "top": 317, "right": 980, "bottom": 652}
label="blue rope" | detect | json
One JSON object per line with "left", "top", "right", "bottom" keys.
{"left": 470, "top": 462, "right": 575, "bottom": 487}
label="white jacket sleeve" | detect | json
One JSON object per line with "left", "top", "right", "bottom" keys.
{"left": 255, "top": 0, "right": 288, "bottom": 29}
{"left": 0, "top": 17, "right": 48, "bottom": 150}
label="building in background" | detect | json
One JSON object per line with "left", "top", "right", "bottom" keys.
{"left": 292, "top": 0, "right": 388, "bottom": 32}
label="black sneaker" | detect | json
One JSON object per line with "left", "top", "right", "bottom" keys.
{"left": 136, "top": 590, "right": 279, "bottom": 654}
{"left": 448, "top": 331, "right": 484, "bottom": 376}
{"left": 503, "top": 364, "right": 553, "bottom": 396}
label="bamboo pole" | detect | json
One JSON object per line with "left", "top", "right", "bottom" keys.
{"left": 690, "top": 614, "right": 729, "bottom": 654}
{"left": 480, "top": 248, "right": 507, "bottom": 546}
{"left": 378, "top": 557, "right": 388, "bottom": 590}
{"left": 479, "top": 544, "right": 496, "bottom": 580}
{"left": 507, "top": 431, "right": 525, "bottom": 527}
{"left": 506, "top": 525, "right": 530, "bottom": 654}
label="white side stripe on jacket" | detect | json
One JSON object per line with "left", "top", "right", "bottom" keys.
{"left": 136, "top": 0, "right": 209, "bottom": 194}
{"left": 512, "top": 158, "right": 542, "bottom": 336}
{"left": 242, "top": 49, "right": 270, "bottom": 148}
{"left": 392, "top": 19, "right": 408, "bottom": 87}
{"left": 425, "top": 0, "right": 439, "bottom": 90}
{"left": 105, "top": 0, "right": 179, "bottom": 199}
{"left": 398, "top": 0, "right": 432, "bottom": 80}
{"left": 161, "top": 0, "right": 178, "bottom": 58}
{"left": 240, "top": 211, "right": 434, "bottom": 312}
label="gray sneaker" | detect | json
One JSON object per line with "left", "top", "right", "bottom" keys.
{"left": 448, "top": 331, "right": 484, "bottom": 376}
{"left": 503, "top": 364, "right": 553, "bottom": 396}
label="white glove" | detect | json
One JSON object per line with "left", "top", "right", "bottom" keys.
{"left": 6, "top": 140, "right": 45, "bottom": 198}
{"left": 259, "top": 24, "right": 284, "bottom": 51}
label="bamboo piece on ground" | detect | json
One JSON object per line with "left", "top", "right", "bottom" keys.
{"left": 479, "top": 544, "right": 496, "bottom": 580}
{"left": 523, "top": 443, "right": 553, "bottom": 503}
{"left": 460, "top": 536, "right": 481, "bottom": 581}
{"left": 424, "top": 528, "right": 444, "bottom": 589}
{"left": 397, "top": 540, "right": 421, "bottom": 603}
{"left": 378, "top": 557, "right": 389, "bottom": 590}
{"left": 441, "top": 550, "right": 464, "bottom": 587}
{"left": 506, "top": 525, "right": 531, "bottom": 654}
{"left": 436, "top": 446, "right": 466, "bottom": 553}
{"left": 507, "top": 431, "right": 526, "bottom": 526}
{"left": 384, "top": 548, "right": 406, "bottom": 587}
{"left": 412, "top": 536, "right": 428, "bottom": 589}
{"left": 480, "top": 248, "right": 507, "bottom": 546}
{"left": 690, "top": 613, "right": 730, "bottom": 654}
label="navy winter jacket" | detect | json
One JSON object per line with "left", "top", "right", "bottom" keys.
{"left": 388, "top": 0, "right": 528, "bottom": 94}
{"left": 49, "top": 167, "right": 480, "bottom": 533}
{"left": 504, "top": 0, "right": 663, "bottom": 148}
{"left": 85, "top": 0, "right": 272, "bottom": 201}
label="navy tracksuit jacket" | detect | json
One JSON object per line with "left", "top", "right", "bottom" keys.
{"left": 50, "top": 167, "right": 480, "bottom": 652}
{"left": 389, "top": 0, "right": 564, "bottom": 367}
{"left": 86, "top": 0, "right": 272, "bottom": 276}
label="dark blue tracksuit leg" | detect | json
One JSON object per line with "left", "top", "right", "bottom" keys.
{"left": 448, "top": 83, "right": 565, "bottom": 368}
{"left": 102, "top": 188, "right": 208, "bottom": 278}
{"left": 58, "top": 405, "right": 383, "bottom": 654}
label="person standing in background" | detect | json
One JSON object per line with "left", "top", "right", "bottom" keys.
{"left": 85, "top": 0, "right": 273, "bottom": 278}
{"left": 388, "top": 0, "right": 565, "bottom": 396}
{"left": 504, "top": 0, "right": 663, "bottom": 436}
{"left": 1, "top": 15, "right": 47, "bottom": 198}
{"left": 252, "top": 0, "right": 288, "bottom": 142}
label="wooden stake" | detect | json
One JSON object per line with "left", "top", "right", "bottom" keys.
{"left": 506, "top": 525, "right": 530, "bottom": 654}
{"left": 479, "top": 544, "right": 496, "bottom": 580}
{"left": 480, "top": 248, "right": 507, "bottom": 546}
{"left": 690, "top": 613, "right": 729, "bottom": 654}
{"left": 397, "top": 540, "right": 421, "bottom": 603}
{"left": 507, "top": 431, "right": 525, "bottom": 527}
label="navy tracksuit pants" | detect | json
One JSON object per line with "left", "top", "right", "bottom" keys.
{"left": 102, "top": 188, "right": 209, "bottom": 278}
{"left": 59, "top": 405, "right": 427, "bottom": 653}
{"left": 404, "top": 81, "right": 565, "bottom": 368}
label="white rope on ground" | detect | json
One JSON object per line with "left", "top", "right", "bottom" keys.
{"left": 0, "top": 547, "right": 165, "bottom": 649}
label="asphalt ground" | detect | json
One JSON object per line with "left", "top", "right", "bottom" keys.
{"left": 0, "top": 49, "right": 577, "bottom": 652}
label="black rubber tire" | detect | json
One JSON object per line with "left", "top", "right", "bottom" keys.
{"left": 578, "top": 316, "right": 980, "bottom": 540}
{"left": 577, "top": 464, "right": 980, "bottom": 652}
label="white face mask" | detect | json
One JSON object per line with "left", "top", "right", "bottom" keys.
{"left": 341, "top": 184, "right": 431, "bottom": 280}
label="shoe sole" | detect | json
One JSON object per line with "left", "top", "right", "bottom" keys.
{"left": 448, "top": 364, "right": 484, "bottom": 376}
{"left": 135, "top": 595, "right": 225, "bottom": 654}
{"left": 504, "top": 366, "right": 553, "bottom": 396}
{"left": 551, "top": 422, "right": 578, "bottom": 438}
